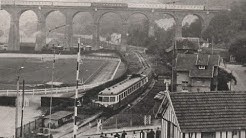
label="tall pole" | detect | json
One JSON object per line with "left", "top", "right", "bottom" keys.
{"left": 73, "top": 38, "right": 81, "bottom": 138}
{"left": 20, "top": 80, "right": 25, "bottom": 138}
{"left": 15, "top": 75, "right": 20, "bottom": 138}
{"left": 48, "top": 44, "right": 55, "bottom": 138}
{"left": 171, "top": 39, "right": 176, "bottom": 92}
{"left": 211, "top": 37, "right": 214, "bottom": 55}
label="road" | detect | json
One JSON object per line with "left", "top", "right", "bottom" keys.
{"left": 226, "top": 64, "right": 246, "bottom": 91}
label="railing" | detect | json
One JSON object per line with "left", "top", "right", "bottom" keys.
{"left": 0, "top": 0, "right": 225, "bottom": 11}
{"left": 1, "top": 0, "right": 91, "bottom": 7}
{"left": 0, "top": 82, "right": 105, "bottom": 96}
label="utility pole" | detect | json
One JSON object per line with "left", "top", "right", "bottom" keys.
{"left": 73, "top": 38, "right": 81, "bottom": 138}
{"left": 15, "top": 75, "right": 20, "bottom": 138}
{"left": 15, "top": 66, "right": 24, "bottom": 138}
{"left": 211, "top": 37, "right": 214, "bottom": 55}
{"left": 171, "top": 39, "right": 176, "bottom": 92}
{"left": 48, "top": 44, "right": 55, "bottom": 138}
{"left": 20, "top": 80, "right": 25, "bottom": 138}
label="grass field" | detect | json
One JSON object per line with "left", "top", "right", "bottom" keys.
{"left": 0, "top": 57, "right": 108, "bottom": 90}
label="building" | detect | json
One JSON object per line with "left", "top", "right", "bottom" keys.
{"left": 175, "top": 53, "right": 220, "bottom": 92}
{"left": 43, "top": 111, "right": 73, "bottom": 129}
{"left": 166, "top": 37, "right": 200, "bottom": 54}
{"left": 156, "top": 91, "right": 246, "bottom": 138}
{"left": 176, "top": 37, "right": 200, "bottom": 54}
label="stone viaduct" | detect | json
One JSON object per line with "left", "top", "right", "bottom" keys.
{"left": 0, "top": 1, "right": 223, "bottom": 51}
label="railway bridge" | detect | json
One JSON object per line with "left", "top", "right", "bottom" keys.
{"left": 0, "top": 0, "right": 225, "bottom": 51}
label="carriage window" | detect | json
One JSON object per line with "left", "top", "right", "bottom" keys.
{"left": 110, "top": 97, "right": 115, "bottom": 102}
{"left": 102, "top": 97, "right": 109, "bottom": 102}
{"left": 99, "top": 97, "right": 102, "bottom": 101}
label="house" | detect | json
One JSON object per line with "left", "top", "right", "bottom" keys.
{"left": 43, "top": 111, "right": 73, "bottom": 128}
{"left": 165, "top": 37, "right": 200, "bottom": 54}
{"left": 175, "top": 53, "right": 220, "bottom": 92}
{"left": 156, "top": 91, "right": 246, "bottom": 138}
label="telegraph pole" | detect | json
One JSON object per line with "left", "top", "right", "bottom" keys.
{"left": 15, "top": 66, "right": 24, "bottom": 138}
{"left": 20, "top": 80, "right": 25, "bottom": 138}
{"left": 73, "top": 38, "right": 81, "bottom": 138}
{"left": 48, "top": 44, "right": 56, "bottom": 138}
{"left": 15, "top": 75, "right": 20, "bottom": 138}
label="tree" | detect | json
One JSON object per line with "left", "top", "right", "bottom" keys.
{"left": 182, "top": 19, "right": 202, "bottom": 38}
{"left": 228, "top": 32, "right": 246, "bottom": 63}
{"left": 217, "top": 68, "right": 237, "bottom": 91}
{"left": 202, "top": 12, "right": 232, "bottom": 44}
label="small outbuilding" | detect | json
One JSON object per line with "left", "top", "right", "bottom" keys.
{"left": 43, "top": 111, "right": 73, "bottom": 129}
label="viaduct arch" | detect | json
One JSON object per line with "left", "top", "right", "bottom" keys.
{"left": 0, "top": 1, "right": 219, "bottom": 51}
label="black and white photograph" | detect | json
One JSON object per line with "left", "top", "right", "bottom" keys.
{"left": 0, "top": 0, "right": 245, "bottom": 137}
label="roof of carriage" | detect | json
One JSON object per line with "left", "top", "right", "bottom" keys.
{"left": 99, "top": 76, "right": 143, "bottom": 95}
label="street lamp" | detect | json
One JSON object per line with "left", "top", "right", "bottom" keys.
{"left": 45, "top": 24, "right": 69, "bottom": 138}
{"left": 126, "top": 33, "right": 129, "bottom": 45}
{"left": 15, "top": 66, "right": 24, "bottom": 138}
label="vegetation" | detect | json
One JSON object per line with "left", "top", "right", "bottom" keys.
{"left": 202, "top": 0, "right": 246, "bottom": 63}
{"left": 182, "top": 18, "right": 202, "bottom": 38}
{"left": 217, "top": 68, "right": 237, "bottom": 91}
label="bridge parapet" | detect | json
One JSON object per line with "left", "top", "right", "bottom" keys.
{"left": 0, "top": 0, "right": 225, "bottom": 11}
{"left": 128, "top": 3, "right": 205, "bottom": 10}
{"left": 1, "top": 0, "right": 91, "bottom": 7}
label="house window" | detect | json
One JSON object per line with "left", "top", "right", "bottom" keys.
{"left": 182, "top": 81, "right": 188, "bottom": 91}
{"left": 198, "top": 65, "right": 206, "bottom": 70}
{"left": 201, "top": 132, "right": 215, "bottom": 138}
{"left": 99, "top": 97, "right": 102, "bottom": 102}
{"left": 102, "top": 97, "right": 109, "bottom": 102}
{"left": 110, "top": 97, "right": 115, "bottom": 102}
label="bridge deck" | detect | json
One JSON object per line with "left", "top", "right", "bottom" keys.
{"left": 0, "top": 0, "right": 225, "bottom": 11}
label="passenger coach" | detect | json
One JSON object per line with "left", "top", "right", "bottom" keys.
{"left": 96, "top": 74, "right": 149, "bottom": 110}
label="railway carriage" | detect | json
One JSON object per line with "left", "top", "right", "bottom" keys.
{"left": 96, "top": 70, "right": 151, "bottom": 110}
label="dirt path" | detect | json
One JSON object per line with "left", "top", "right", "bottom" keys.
{"left": 226, "top": 64, "right": 246, "bottom": 91}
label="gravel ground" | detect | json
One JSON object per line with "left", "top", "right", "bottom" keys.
{"left": 226, "top": 64, "right": 246, "bottom": 91}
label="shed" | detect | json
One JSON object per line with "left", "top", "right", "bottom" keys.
{"left": 43, "top": 111, "right": 73, "bottom": 128}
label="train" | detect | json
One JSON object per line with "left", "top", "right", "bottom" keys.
{"left": 95, "top": 67, "right": 152, "bottom": 110}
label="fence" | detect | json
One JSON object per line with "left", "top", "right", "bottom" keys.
{"left": 102, "top": 114, "right": 153, "bottom": 130}
{"left": 15, "top": 118, "right": 43, "bottom": 138}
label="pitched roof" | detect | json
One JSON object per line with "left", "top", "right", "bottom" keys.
{"left": 169, "top": 91, "right": 246, "bottom": 132}
{"left": 175, "top": 37, "right": 200, "bottom": 51}
{"left": 176, "top": 54, "right": 220, "bottom": 78}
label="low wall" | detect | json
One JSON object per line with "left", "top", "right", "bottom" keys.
{"left": 41, "top": 97, "right": 74, "bottom": 107}
{"left": 0, "top": 96, "right": 16, "bottom": 106}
